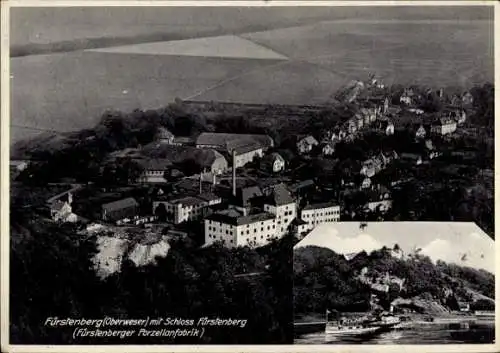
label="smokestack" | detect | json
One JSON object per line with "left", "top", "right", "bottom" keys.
{"left": 199, "top": 173, "right": 202, "bottom": 194}
{"left": 213, "top": 173, "right": 216, "bottom": 185}
{"left": 232, "top": 150, "right": 237, "bottom": 197}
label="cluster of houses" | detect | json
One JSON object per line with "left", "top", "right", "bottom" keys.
{"left": 26, "top": 75, "right": 478, "bottom": 250}
{"left": 41, "top": 129, "right": 344, "bottom": 248}
{"left": 296, "top": 95, "right": 391, "bottom": 156}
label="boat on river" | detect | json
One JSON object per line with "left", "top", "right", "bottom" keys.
{"left": 366, "top": 312, "right": 402, "bottom": 332}
{"left": 324, "top": 310, "right": 382, "bottom": 337}
{"left": 325, "top": 319, "right": 381, "bottom": 336}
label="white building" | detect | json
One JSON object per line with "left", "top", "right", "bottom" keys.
{"left": 300, "top": 202, "right": 341, "bottom": 232}
{"left": 205, "top": 210, "right": 278, "bottom": 247}
{"left": 431, "top": 118, "right": 457, "bottom": 136}
{"left": 232, "top": 144, "right": 264, "bottom": 168}
{"left": 136, "top": 158, "right": 172, "bottom": 183}
{"left": 204, "top": 183, "right": 296, "bottom": 247}
{"left": 48, "top": 192, "right": 78, "bottom": 223}
{"left": 262, "top": 183, "right": 297, "bottom": 237}
{"left": 156, "top": 127, "right": 175, "bottom": 144}
{"left": 153, "top": 193, "right": 222, "bottom": 224}
{"left": 297, "top": 136, "right": 319, "bottom": 154}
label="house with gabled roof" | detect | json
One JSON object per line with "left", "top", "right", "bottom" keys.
{"left": 135, "top": 158, "right": 173, "bottom": 183}
{"left": 431, "top": 117, "right": 457, "bottom": 135}
{"left": 297, "top": 135, "right": 319, "bottom": 154}
{"left": 101, "top": 197, "right": 139, "bottom": 224}
{"left": 261, "top": 152, "right": 286, "bottom": 173}
{"left": 321, "top": 142, "right": 336, "bottom": 156}
{"left": 156, "top": 127, "right": 175, "bottom": 144}
{"left": 204, "top": 183, "right": 297, "bottom": 248}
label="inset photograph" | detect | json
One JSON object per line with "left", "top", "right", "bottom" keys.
{"left": 294, "top": 222, "right": 495, "bottom": 344}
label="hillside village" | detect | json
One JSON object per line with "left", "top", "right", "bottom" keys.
{"left": 294, "top": 244, "right": 495, "bottom": 324}
{"left": 10, "top": 75, "right": 494, "bottom": 277}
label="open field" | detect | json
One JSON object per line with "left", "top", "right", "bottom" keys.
{"left": 10, "top": 10, "right": 493, "bottom": 146}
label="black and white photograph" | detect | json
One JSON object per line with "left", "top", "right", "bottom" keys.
{"left": 294, "top": 222, "right": 495, "bottom": 344}
{"left": 2, "top": 1, "right": 496, "bottom": 351}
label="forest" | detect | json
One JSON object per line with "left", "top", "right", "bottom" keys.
{"left": 10, "top": 213, "right": 294, "bottom": 344}
{"left": 293, "top": 245, "right": 495, "bottom": 316}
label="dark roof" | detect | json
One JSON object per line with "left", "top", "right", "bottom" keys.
{"left": 196, "top": 133, "right": 273, "bottom": 149}
{"left": 193, "top": 149, "right": 226, "bottom": 168}
{"left": 140, "top": 144, "right": 226, "bottom": 168}
{"left": 238, "top": 186, "right": 263, "bottom": 207}
{"left": 227, "top": 139, "right": 264, "bottom": 155}
{"left": 206, "top": 209, "right": 275, "bottom": 226}
{"left": 289, "top": 179, "right": 315, "bottom": 192}
{"left": 302, "top": 202, "right": 340, "bottom": 211}
{"left": 49, "top": 200, "right": 67, "bottom": 211}
{"left": 135, "top": 158, "right": 173, "bottom": 171}
{"left": 267, "top": 183, "right": 295, "bottom": 206}
{"left": 102, "top": 197, "right": 138, "bottom": 212}
{"left": 298, "top": 136, "right": 319, "bottom": 146}
{"left": 291, "top": 218, "right": 308, "bottom": 226}
{"left": 173, "top": 136, "right": 194, "bottom": 145}
{"left": 262, "top": 152, "right": 284, "bottom": 163}
{"left": 168, "top": 196, "right": 207, "bottom": 207}
{"left": 197, "top": 192, "right": 221, "bottom": 202}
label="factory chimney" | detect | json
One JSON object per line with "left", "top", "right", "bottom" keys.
{"left": 199, "top": 173, "right": 202, "bottom": 194}
{"left": 232, "top": 150, "right": 237, "bottom": 197}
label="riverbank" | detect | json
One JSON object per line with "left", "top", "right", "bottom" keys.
{"left": 294, "top": 312, "right": 495, "bottom": 333}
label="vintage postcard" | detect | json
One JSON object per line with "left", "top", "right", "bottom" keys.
{"left": 1, "top": 1, "right": 497, "bottom": 352}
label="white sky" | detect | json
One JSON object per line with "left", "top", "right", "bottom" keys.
{"left": 295, "top": 222, "right": 495, "bottom": 274}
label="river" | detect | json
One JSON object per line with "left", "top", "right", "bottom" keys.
{"left": 294, "top": 322, "right": 495, "bottom": 344}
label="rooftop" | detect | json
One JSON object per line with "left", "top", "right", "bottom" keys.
{"left": 49, "top": 200, "right": 67, "bottom": 211}
{"left": 135, "top": 158, "right": 173, "bottom": 171}
{"left": 234, "top": 185, "right": 263, "bottom": 207}
{"left": 169, "top": 196, "right": 207, "bottom": 207}
{"left": 196, "top": 132, "right": 273, "bottom": 149}
{"left": 289, "top": 179, "right": 315, "bottom": 192}
{"left": 228, "top": 139, "right": 264, "bottom": 155}
{"left": 302, "top": 202, "right": 340, "bottom": 211}
{"left": 102, "top": 197, "right": 138, "bottom": 212}
{"left": 298, "top": 135, "right": 319, "bottom": 145}
{"left": 206, "top": 209, "right": 275, "bottom": 226}
{"left": 267, "top": 183, "right": 295, "bottom": 206}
